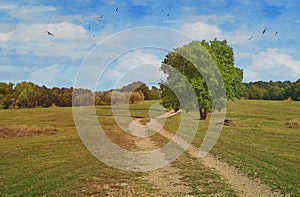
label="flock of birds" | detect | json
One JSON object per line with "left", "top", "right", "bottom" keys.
{"left": 44, "top": 8, "right": 278, "bottom": 45}
{"left": 248, "top": 28, "right": 278, "bottom": 40}
{"left": 45, "top": 7, "right": 120, "bottom": 45}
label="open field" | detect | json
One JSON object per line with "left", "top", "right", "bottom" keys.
{"left": 0, "top": 102, "right": 234, "bottom": 196}
{"left": 0, "top": 100, "right": 299, "bottom": 196}
{"left": 164, "top": 99, "right": 300, "bottom": 196}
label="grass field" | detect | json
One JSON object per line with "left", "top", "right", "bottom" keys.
{"left": 0, "top": 100, "right": 299, "bottom": 196}
{"left": 164, "top": 99, "right": 300, "bottom": 196}
{"left": 0, "top": 102, "right": 235, "bottom": 196}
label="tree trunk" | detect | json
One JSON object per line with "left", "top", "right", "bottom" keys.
{"left": 199, "top": 108, "right": 208, "bottom": 120}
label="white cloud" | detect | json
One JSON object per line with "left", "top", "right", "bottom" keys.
{"left": 181, "top": 6, "right": 196, "bottom": 11}
{"left": 9, "top": 22, "right": 89, "bottom": 42}
{"left": 27, "top": 64, "right": 78, "bottom": 87}
{"left": 181, "top": 21, "right": 222, "bottom": 40}
{"left": 0, "top": 65, "right": 34, "bottom": 82}
{"left": 223, "top": 24, "right": 252, "bottom": 45}
{"left": 184, "top": 14, "right": 234, "bottom": 26}
{"left": 0, "top": 22, "right": 96, "bottom": 59}
{"left": 19, "top": 6, "right": 56, "bottom": 14}
{"left": 0, "top": 31, "right": 15, "bottom": 42}
{"left": 244, "top": 48, "right": 300, "bottom": 81}
{"left": 100, "top": 50, "right": 166, "bottom": 89}
{"left": 5, "top": 5, "right": 57, "bottom": 20}
{"left": 0, "top": 4, "right": 17, "bottom": 10}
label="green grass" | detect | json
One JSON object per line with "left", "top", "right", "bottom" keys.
{"left": 1, "top": 100, "right": 298, "bottom": 196}
{"left": 0, "top": 106, "right": 149, "bottom": 196}
{"left": 164, "top": 99, "right": 300, "bottom": 196}
{"left": 0, "top": 101, "right": 236, "bottom": 196}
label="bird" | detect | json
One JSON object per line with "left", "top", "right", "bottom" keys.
{"left": 275, "top": 31, "right": 278, "bottom": 36}
{"left": 248, "top": 36, "right": 254, "bottom": 40}
{"left": 46, "top": 31, "right": 54, "bottom": 36}
{"left": 115, "top": 7, "right": 118, "bottom": 12}
{"left": 262, "top": 28, "right": 266, "bottom": 34}
{"left": 167, "top": 13, "right": 169, "bottom": 17}
{"left": 88, "top": 26, "right": 91, "bottom": 30}
{"left": 96, "top": 15, "right": 104, "bottom": 21}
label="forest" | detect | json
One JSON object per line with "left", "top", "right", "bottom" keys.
{"left": 0, "top": 81, "right": 160, "bottom": 109}
{"left": 242, "top": 79, "right": 300, "bottom": 101}
{"left": 0, "top": 79, "right": 299, "bottom": 109}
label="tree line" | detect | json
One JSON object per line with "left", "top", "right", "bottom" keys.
{"left": 0, "top": 78, "right": 299, "bottom": 110}
{"left": 0, "top": 81, "right": 160, "bottom": 109}
{"left": 242, "top": 79, "right": 300, "bottom": 101}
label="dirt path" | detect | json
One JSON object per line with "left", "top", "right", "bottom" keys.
{"left": 132, "top": 111, "right": 285, "bottom": 197}
{"left": 133, "top": 119, "right": 192, "bottom": 196}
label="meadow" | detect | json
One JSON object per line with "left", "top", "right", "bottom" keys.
{"left": 0, "top": 100, "right": 299, "bottom": 196}
{"left": 164, "top": 99, "right": 300, "bottom": 196}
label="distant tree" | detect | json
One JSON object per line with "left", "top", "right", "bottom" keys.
{"left": 57, "top": 87, "right": 73, "bottom": 107}
{"left": 14, "top": 82, "right": 40, "bottom": 108}
{"left": 282, "top": 81, "right": 293, "bottom": 99}
{"left": 73, "top": 88, "right": 94, "bottom": 106}
{"left": 36, "top": 85, "right": 52, "bottom": 107}
{"left": 291, "top": 79, "right": 300, "bottom": 101}
{"left": 135, "top": 83, "right": 150, "bottom": 100}
{"left": 129, "top": 91, "right": 144, "bottom": 104}
{"left": 49, "top": 87, "right": 60, "bottom": 106}
{"left": 247, "top": 86, "right": 269, "bottom": 100}
{"left": 111, "top": 91, "right": 126, "bottom": 105}
{"left": 148, "top": 86, "right": 160, "bottom": 100}
{"left": 243, "top": 80, "right": 298, "bottom": 101}
{"left": 95, "top": 91, "right": 111, "bottom": 105}
{"left": 269, "top": 86, "right": 285, "bottom": 100}
{"left": 0, "top": 82, "right": 14, "bottom": 109}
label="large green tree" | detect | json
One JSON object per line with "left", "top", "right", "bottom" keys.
{"left": 160, "top": 39, "right": 243, "bottom": 119}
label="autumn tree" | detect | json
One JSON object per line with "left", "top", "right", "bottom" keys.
{"left": 129, "top": 91, "right": 144, "bottom": 104}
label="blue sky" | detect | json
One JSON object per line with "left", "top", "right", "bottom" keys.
{"left": 0, "top": 0, "right": 299, "bottom": 90}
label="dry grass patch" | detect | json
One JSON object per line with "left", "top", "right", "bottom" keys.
{"left": 286, "top": 119, "right": 300, "bottom": 129}
{"left": 0, "top": 125, "right": 57, "bottom": 138}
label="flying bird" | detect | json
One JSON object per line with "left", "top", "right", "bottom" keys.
{"left": 248, "top": 36, "right": 254, "bottom": 40}
{"left": 275, "top": 31, "right": 278, "bottom": 36}
{"left": 167, "top": 13, "right": 169, "bottom": 16}
{"left": 46, "top": 31, "right": 54, "bottom": 36}
{"left": 115, "top": 7, "right": 118, "bottom": 12}
{"left": 96, "top": 15, "right": 104, "bottom": 21}
{"left": 262, "top": 28, "right": 266, "bottom": 34}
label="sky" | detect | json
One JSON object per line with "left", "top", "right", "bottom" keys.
{"left": 0, "top": 0, "right": 299, "bottom": 90}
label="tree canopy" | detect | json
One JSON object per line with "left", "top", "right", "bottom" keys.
{"left": 242, "top": 79, "right": 300, "bottom": 101}
{"left": 0, "top": 81, "right": 158, "bottom": 109}
{"left": 160, "top": 39, "right": 244, "bottom": 119}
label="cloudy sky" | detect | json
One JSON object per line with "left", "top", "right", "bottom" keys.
{"left": 0, "top": 0, "right": 299, "bottom": 90}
